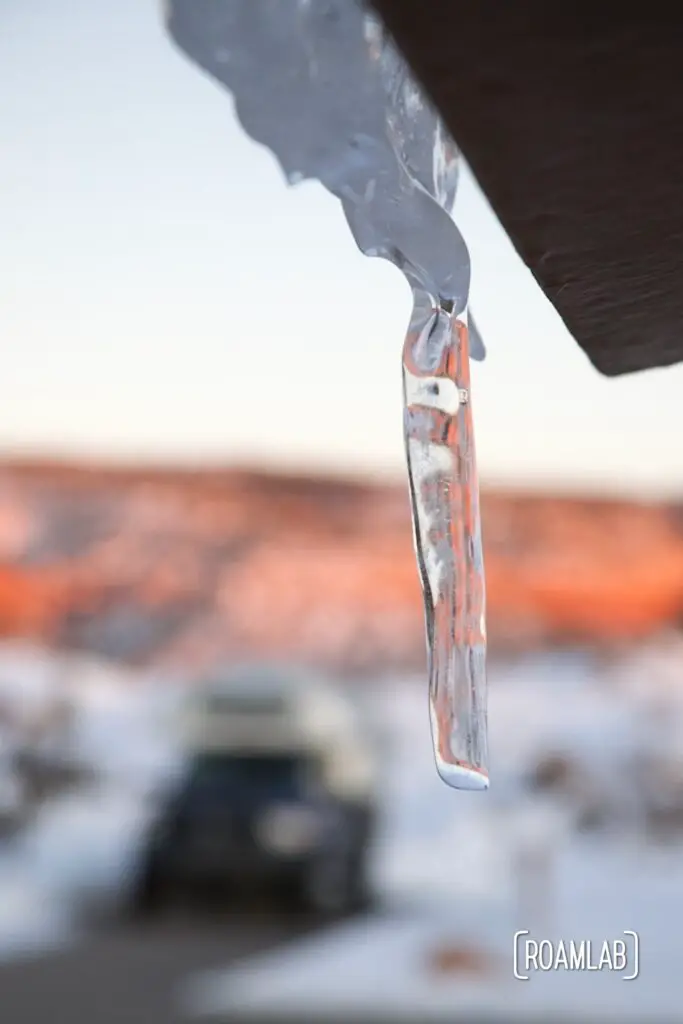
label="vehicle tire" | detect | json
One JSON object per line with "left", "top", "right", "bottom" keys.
{"left": 300, "top": 845, "right": 371, "bottom": 917}
{"left": 303, "top": 855, "right": 349, "bottom": 916}
{"left": 129, "top": 849, "right": 169, "bottom": 918}
{"left": 346, "top": 843, "right": 373, "bottom": 912}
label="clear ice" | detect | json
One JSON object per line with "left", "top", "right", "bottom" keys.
{"left": 165, "top": 0, "right": 488, "bottom": 789}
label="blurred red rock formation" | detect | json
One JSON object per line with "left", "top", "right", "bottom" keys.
{"left": 0, "top": 460, "right": 681, "bottom": 672}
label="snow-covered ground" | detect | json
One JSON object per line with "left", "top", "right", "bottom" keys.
{"left": 0, "top": 644, "right": 180, "bottom": 960}
{"left": 186, "top": 644, "right": 683, "bottom": 1021}
{"left": 0, "top": 787, "right": 148, "bottom": 960}
{"left": 188, "top": 875, "right": 683, "bottom": 1022}
{"left": 0, "top": 637, "right": 683, "bottom": 1019}
{"left": 0, "top": 644, "right": 181, "bottom": 791}
{"left": 368, "top": 647, "right": 675, "bottom": 905}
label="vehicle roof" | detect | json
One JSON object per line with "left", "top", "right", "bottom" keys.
{"left": 191, "top": 661, "right": 326, "bottom": 699}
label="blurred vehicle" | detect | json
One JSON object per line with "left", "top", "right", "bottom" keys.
{"left": 0, "top": 751, "right": 24, "bottom": 838}
{"left": 131, "top": 663, "right": 379, "bottom": 916}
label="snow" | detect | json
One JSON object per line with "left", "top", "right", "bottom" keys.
{"left": 0, "top": 785, "right": 156, "bottom": 960}
{"left": 185, "top": 646, "right": 683, "bottom": 1021}
{"left": 0, "top": 644, "right": 179, "bottom": 959}
{"left": 187, "top": 812, "right": 683, "bottom": 1020}
{"left": 1, "top": 638, "right": 683, "bottom": 1021}
{"left": 20, "top": 788, "right": 152, "bottom": 902}
{"left": 187, "top": 894, "right": 682, "bottom": 1022}
{"left": 368, "top": 652, "right": 645, "bottom": 904}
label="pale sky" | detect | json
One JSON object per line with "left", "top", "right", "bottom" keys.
{"left": 2, "top": 0, "right": 683, "bottom": 498}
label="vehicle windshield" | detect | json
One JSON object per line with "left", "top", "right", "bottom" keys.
{"left": 184, "top": 753, "right": 309, "bottom": 805}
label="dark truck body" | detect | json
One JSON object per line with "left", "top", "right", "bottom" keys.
{"left": 132, "top": 666, "right": 378, "bottom": 916}
{"left": 136, "top": 750, "right": 374, "bottom": 913}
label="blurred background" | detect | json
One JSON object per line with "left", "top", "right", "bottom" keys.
{"left": 3, "top": 1, "right": 683, "bottom": 1022}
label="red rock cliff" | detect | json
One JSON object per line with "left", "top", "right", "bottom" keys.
{"left": 0, "top": 461, "right": 681, "bottom": 671}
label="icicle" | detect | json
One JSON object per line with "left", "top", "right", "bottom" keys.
{"left": 165, "top": 0, "right": 489, "bottom": 789}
